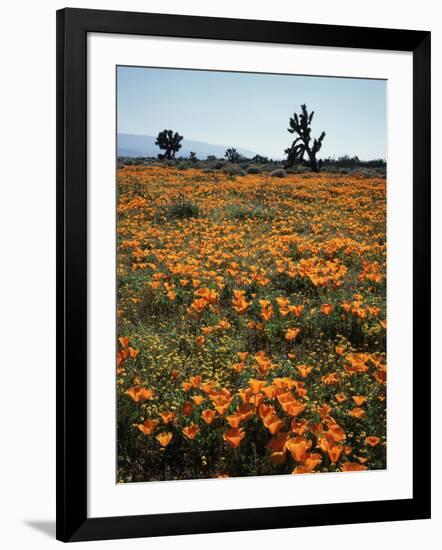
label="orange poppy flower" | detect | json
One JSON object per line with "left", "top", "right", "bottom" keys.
{"left": 181, "top": 381, "right": 193, "bottom": 392}
{"left": 191, "top": 395, "right": 204, "bottom": 406}
{"left": 335, "top": 393, "right": 347, "bottom": 403}
{"left": 223, "top": 427, "right": 245, "bottom": 449}
{"left": 349, "top": 407, "right": 366, "bottom": 419}
{"left": 266, "top": 431, "right": 290, "bottom": 452}
{"left": 126, "top": 386, "right": 154, "bottom": 402}
{"left": 352, "top": 395, "right": 367, "bottom": 406}
{"left": 190, "top": 375, "right": 202, "bottom": 388}
{"left": 249, "top": 393, "right": 264, "bottom": 408}
{"left": 237, "top": 403, "right": 255, "bottom": 421}
{"left": 238, "top": 387, "right": 253, "bottom": 404}
{"left": 260, "top": 304, "right": 274, "bottom": 322}
{"left": 318, "top": 435, "right": 343, "bottom": 463}
{"left": 182, "top": 424, "right": 200, "bottom": 440}
{"left": 248, "top": 378, "right": 265, "bottom": 394}
{"left": 276, "top": 390, "right": 295, "bottom": 407}
{"left": 285, "top": 402, "right": 307, "bottom": 418}
{"left": 195, "top": 336, "right": 205, "bottom": 347}
{"left": 156, "top": 432, "right": 173, "bottom": 447}
{"left": 365, "top": 436, "right": 381, "bottom": 447}
{"left": 262, "top": 385, "right": 276, "bottom": 399}
{"left": 263, "top": 414, "right": 284, "bottom": 435}
{"left": 285, "top": 436, "right": 312, "bottom": 462}
{"left": 344, "top": 353, "right": 370, "bottom": 374}
{"left": 118, "top": 336, "right": 130, "bottom": 348}
{"left": 321, "top": 373, "right": 340, "bottom": 385}
{"left": 292, "top": 453, "right": 322, "bottom": 473}
{"left": 341, "top": 462, "right": 368, "bottom": 472}
{"left": 318, "top": 403, "right": 332, "bottom": 418}
{"left": 212, "top": 396, "right": 233, "bottom": 415}
{"left": 320, "top": 303, "right": 334, "bottom": 316}
{"left": 201, "top": 381, "right": 215, "bottom": 394}
{"left": 289, "top": 304, "right": 304, "bottom": 318}
{"left": 373, "top": 370, "right": 387, "bottom": 384}
{"left": 258, "top": 403, "right": 276, "bottom": 419}
{"left": 230, "top": 362, "right": 245, "bottom": 373}
{"left": 182, "top": 401, "right": 194, "bottom": 416}
{"left": 291, "top": 418, "right": 308, "bottom": 435}
{"left": 335, "top": 345, "right": 345, "bottom": 355}
{"left": 226, "top": 413, "right": 242, "bottom": 428}
{"left": 201, "top": 409, "right": 216, "bottom": 424}
{"left": 296, "top": 364, "right": 313, "bottom": 378}
{"left": 160, "top": 411, "right": 177, "bottom": 424}
{"left": 270, "top": 451, "right": 286, "bottom": 464}
{"left": 304, "top": 453, "right": 322, "bottom": 471}
{"left": 171, "top": 369, "right": 180, "bottom": 379}
{"left": 194, "top": 287, "right": 219, "bottom": 304}
{"left": 136, "top": 419, "right": 159, "bottom": 436}
{"left": 285, "top": 328, "right": 300, "bottom": 341}
{"left": 326, "top": 422, "right": 346, "bottom": 442}
{"left": 237, "top": 352, "right": 249, "bottom": 362}
{"left": 128, "top": 347, "right": 139, "bottom": 359}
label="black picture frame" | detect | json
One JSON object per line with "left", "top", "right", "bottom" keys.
{"left": 56, "top": 7, "right": 431, "bottom": 542}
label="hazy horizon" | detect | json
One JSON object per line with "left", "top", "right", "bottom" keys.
{"left": 117, "top": 66, "right": 387, "bottom": 161}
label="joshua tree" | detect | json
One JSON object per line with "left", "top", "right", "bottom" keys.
{"left": 284, "top": 104, "right": 325, "bottom": 172}
{"left": 189, "top": 151, "right": 197, "bottom": 162}
{"left": 155, "top": 129, "right": 183, "bottom": 160}
{"left": 224, "top": 147, "right": 240, "bottom": 163}
{"left": 252, "top": 154, "right": 269, "bottom": 164}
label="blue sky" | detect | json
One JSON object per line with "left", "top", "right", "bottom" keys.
{"left": 117, "top": 66, "right": 386, "bottom": 160}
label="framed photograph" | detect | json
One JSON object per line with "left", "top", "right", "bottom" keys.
{"left": 56, "top": 8, "right": 431, "bottom": 542}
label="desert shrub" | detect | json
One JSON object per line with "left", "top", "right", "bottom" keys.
{"left": 270, "top": 168, "right": 287, "bottom": 178}
{"left": 222, "top": 164, "right": 246, "bottom": 177}
{"left": 286, "top": 165, "right": 309, "bottom": 174}
{"left": 213, "top": 161, "right": 224, "bottom": 170}
{"left": 224, "top": 203, "right": 274, "bottom": 220}
{"left": 247, "top": 166, "right": 261, "bottom": 174}
{"left": 155, "top": 196, "right": 200, "bottom": 222}
{"left": 348, "top": 168, "right": 383, "bottom": 178}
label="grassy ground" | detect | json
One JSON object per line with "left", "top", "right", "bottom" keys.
{"left": 116, "top": 164, "right": 386, "bottom": 482}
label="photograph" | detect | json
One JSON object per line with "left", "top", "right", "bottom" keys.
{"left": 116, "top": 66, "right": 387, "bottom": 483}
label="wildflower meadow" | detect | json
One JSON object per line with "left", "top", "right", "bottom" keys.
{"left": 116, "top": 164, "right": 387, "bottom": 482}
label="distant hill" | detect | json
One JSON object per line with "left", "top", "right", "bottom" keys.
{"left": 117, "top": 133, "right": 257, "bottom": 159}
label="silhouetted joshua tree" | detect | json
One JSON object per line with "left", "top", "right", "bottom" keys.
{"left": 155, "top": 129, "right": 183, "bottom": 160}
{"left": 284, "top": 104, "right": 325, "bottom": 172}
{"left": 252, "top": 154, "right": 269, "bottom": 164}
{"left": 224, "top": 147, "right": 240, "bottom": 163}
{"left": 189, "top": 151, "right": 197, "bottom": 162}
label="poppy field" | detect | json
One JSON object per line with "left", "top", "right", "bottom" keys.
{"left": 117, "top": 165, "right": 387, "bottom": 482}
